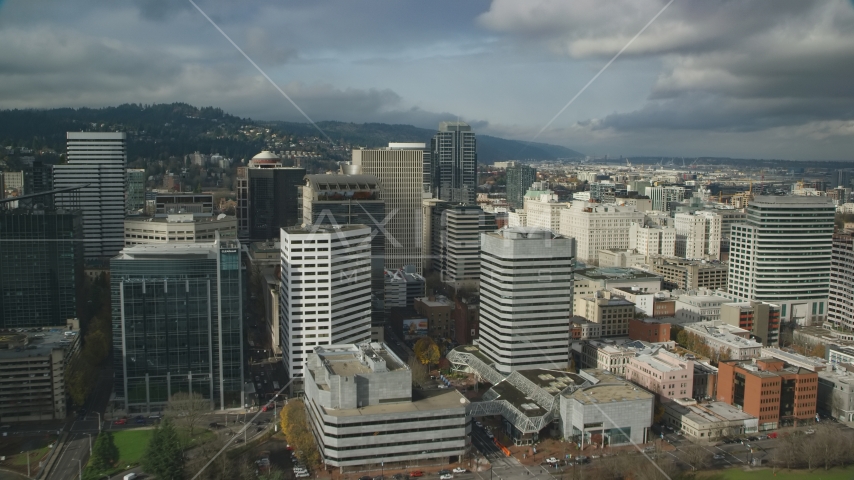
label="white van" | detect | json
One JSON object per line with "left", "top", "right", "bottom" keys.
{"left": 124, "top": 473, "right": 138, "bottom": 480}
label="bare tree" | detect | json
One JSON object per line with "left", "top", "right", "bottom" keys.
{"left": 682, "top": 444, "right": 711, "bottom": 471}
{"left": 165, "top": 391, "right": 212, "bottom": 439}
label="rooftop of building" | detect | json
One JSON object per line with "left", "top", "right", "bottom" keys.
{"left": 282, "top": 224, "right": 369, "bottom": 236}
{"left": 125, "top": 214, "right": 234, "bottom": 224}
{"left": 668, "top": 399, "right": 755, "bottom": 424}
{"left": 797, "top": 326, "right": 854, "bottom": 348}
{"left": 517, "top": 369, "right": 586, "bottom": 393}
{"left": 751, "top": 195, "right": 834, "bottom": 206}
{"left": 320, "top": 388, "right": 468, "bottom": 417}
{"left": 760, "top": 347, "right": 827, "bottom": 370}
{"left": 0, "top": 326, "right": 79, "bottom": 360}
{"left": 384, "top": 266, "right": 425, "bottom": 283}
{"left": 415, "top": 296, "right": 453, "bottom": 308}
{"left": 491, "top": 382, "right": 547, "bottom": 416}
{"left": 575, "top": 267, "right": 661, "bottom": 281}
{"left": 249, "top": 240, "right": 281, "bottom": 254}
{"left": 579, "top": 294, "right": 635, "bottom": 307}
{"left": 685, "top": 322, "right": 760, "bottom": 349}
{"left": 632, "top": 350, "right": 690, "bottom": 373}
{"left": 725, "top": 358, "right": 816, "bottom": 377}
{"left": 315, "top": 342, "right": 407, "bottom": 376}
{"left": 567, "top": 382, "right": 653, "bottom": 405}
{"left": 304, "top": 174, "right": 381, "bottom": 191}
{"left": 115, "top": 237, "right": 238, "bottom": 260}
{"left": 487, "top": 226, "right": 563, "bottom": 240}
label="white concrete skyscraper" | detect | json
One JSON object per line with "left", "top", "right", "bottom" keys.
{"left": 352, "top": 144, "right": 426, "bottom": 272}
{"left": 279, "top": 225, "right": 372, "bottom": 379}
{"left": 727, "top": 196, "right": 835, "bottom": 325}
{"left": 478, "top": 227, "right": 574, "bottom": 373}
{"left": 430, "top": 122, "right": 477, "bottom": 205}
{"left": 54, "top": 132, "right": 127, "bottom": 261}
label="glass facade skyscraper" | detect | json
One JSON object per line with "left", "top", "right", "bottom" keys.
{"left": 506, "top": 163, "right": 536, "bottom": 209}
{"left": 0, "top": 188, "right": 83, "bottom": 329}
{"left": 111, "top": 234, "right": 244, "bottom": 412}
{"left": 430, "top": 122, "right": 477, "bottom": 205}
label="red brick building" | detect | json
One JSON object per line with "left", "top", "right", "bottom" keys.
{"left": 717, "top": 358, "right": 818, "bottom": 430}
{"left": 628, "top": 317, "right": 671, "bottom": 343}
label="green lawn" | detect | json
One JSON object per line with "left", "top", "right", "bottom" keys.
{"left": 11, "top": 446, "right": 51, "bottom": 466}
{"left": 112, "top": 429, "right": 154, "bottom": 467}
{"left": 699, "top": 465, "right": 854, "bottom": 480}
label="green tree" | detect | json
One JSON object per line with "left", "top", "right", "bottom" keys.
{"left": 414, "top": 337, "right": 440, "bottom": 371}
{"left": 85, "top": 431, "right": 118, "bottom": 476}
{"left": 143, "top": 418, "right": 184, "bottom": 480}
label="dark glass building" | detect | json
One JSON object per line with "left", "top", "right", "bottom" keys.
{"left": 110, "top": 235, "right": 244, "bottom": 412}
{"left": 430, "top": 122, "right": 477, "bottom": 205}
{"left": 248, "top": 167, "right": 305, "bottom": 241}
{"left": 0, "top": 188, "right": 83, "bottom": 328}
{"left": 506, "top": 163, "right": 536, "bottom": 209}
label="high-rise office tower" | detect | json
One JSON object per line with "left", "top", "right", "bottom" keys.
{"left": 236, "top": 151, "right": 305, "bottom": 241}
{"left": 727, "top": 196, "right": 835, "bottom": 325}
{"left": 674, "top": 211, "right": 722, "bottom": 260}
{"left": 126, "top": 168, "right": 146, "bottom": 214}
{"left": 559, "top": 202, "right": 644, "bottom": 264}
{"left": 352, "top": 144, "right": 425, "bottom": 272}
{"left": 506, "top": 163, "right": 536, "bottom": 209}
{"left": 0, "top": 188, "right": 83, "bottom": 328}
{"left": 54, "top": 132, "right": 127, "bottom": 262}
{"left": 110, "top": 233, "right": 244, "bottom": 412}
{"left": 828, "top": 232, "right": 854, "bottom": 331}
{"left": 430, "top": 122, "right": 477, "bottom": 205}
{"left": 431, "top": 205, "right": 495, "bottom": 289}
{"left": 421, "top": 198, "right": 449, "bottom": 273}
{"left": 29, "top": 160, "right": 53, "bottom": 194}
{"left": 302, "top": 171, "right": 385, "bottom": 293}
{"left": 645, "top": 186, "right": 686, "bottom": 212}
{"left": 629, "top": 222, "right": 676, "bottom": 256}
{"left": 478, "top": 227, "right": 574, "bottom": 373}
{"left": 279, "top": 225, "right": 372, "bottom": 379}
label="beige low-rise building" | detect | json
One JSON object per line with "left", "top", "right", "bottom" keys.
{"left": 0, "top": 322, "right": 80, "bottom": 422}
{"left": 574, "top": 292, "right": 636, "bottom": 337}
{"left": 663, "top": 398, "right": 758, "bottom": 441}
{"left": 124, "top": 213, "right": 237, "bottom": 246}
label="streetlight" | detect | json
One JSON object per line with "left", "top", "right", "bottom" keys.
{"left": 21, "top": 451, "right": 30, "bottom": 477}
{"left": 73, "top": 458, "right": 82, "bottom": 480}
{"left": 85, "top": 433, "right": 92, "bottom": 456}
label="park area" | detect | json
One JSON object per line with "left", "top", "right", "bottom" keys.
{"left": 0, "top": 433, "right": 58, "bottom": 476}
{"left": 699, "top": 465, "right": 854, "bottom": 480}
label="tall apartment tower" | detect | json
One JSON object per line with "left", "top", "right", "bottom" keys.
{"left": 431, "top": 205, "right": 495, "bottom": 290}
{"left": 675, "top": 211, "right": 722, "bottom": 260}
{"left": 430, "top": 122, "right": 477, "bottom": 205}
{"left": 126, "top": 168, "right": 146, "bottom": 214}
{"left": 54, "top": 132, "right": 127, "bottom": 261}
{"left": 506, "top": 163, "right": 536, "bottom": 209}
{"left": 478, "top": 227, "right": 574, "bottom": 373}
{"left": 110, "top": 234, "right": 244, "bottom": 412}
{"left": 352, "top": 144, "right": 425, "bottom": 272}
{"left": 236, "top": 151, "right": 305, "bottom": 241}
{"left": 727, "top": 196, "right": 835, "bottom": 325}
{"left": 279, "top": 225, "right": 372, "bottom": 379}
{"left": 828, "top": 232, "right": 854, "bottom": 331}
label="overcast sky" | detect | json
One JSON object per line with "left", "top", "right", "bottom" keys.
{"left": 1, "top": 0, "right": 853, "bottom": 160}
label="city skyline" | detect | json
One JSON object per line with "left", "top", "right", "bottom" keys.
{"left": 0, "top": 1, "right": 852, "bottom": 160}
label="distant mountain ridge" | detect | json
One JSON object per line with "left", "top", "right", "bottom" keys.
{"left": 0, "top": 103, "right": 583, "bottom": 163}
{"left": 265, "top": 120, "right": 584, "bottom": 163}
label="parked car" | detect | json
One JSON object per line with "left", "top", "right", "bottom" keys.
{"left": 392, "top": 474, "right": 408, "bottom": 480}
{"left": 546, "top": 457, "right": 559, "bottom": 464}
{"left": 358, "top": 476, "right": 372, "bottom": 480}
{"left": 113, "top": 419, "right": 127, "bottom": 425}
{"left": 714, "top": 454, "right": 725, "bottom": 460}
{"left": 409, "top": 471, "right": 423, "bottom": 477}
{"left": 439, "top": 475, "right": 453, "bottom": 480}
{"left": 296, "top": 473, "right": 310, "bottom": 478}
{"left": 475, "top": 421, "right": 483, "bottom": 428}
{"left": 486, "top": 431, "right": 494, "bottom": 439}
{"left": 452, "top": 467, "right": 466, "bottom": 473}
